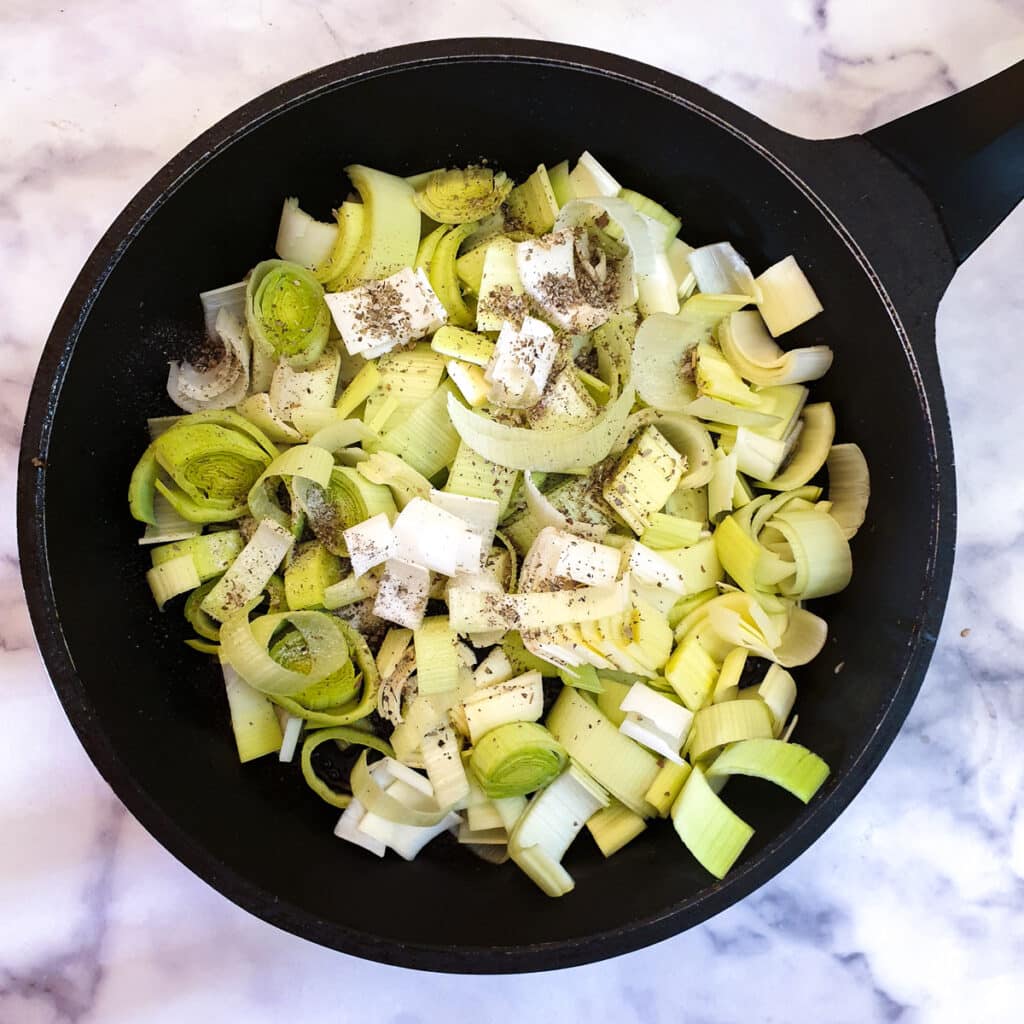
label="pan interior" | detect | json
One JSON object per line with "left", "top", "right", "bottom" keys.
{"left": 36, "top": 56, "right": 938, "bottom": 962}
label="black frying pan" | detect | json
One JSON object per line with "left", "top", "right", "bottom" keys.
{"left": 18, "top": 40, "right": 1023, "bottom": 973}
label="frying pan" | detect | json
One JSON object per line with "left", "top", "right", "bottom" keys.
{"left": 17, "top": 39, "right": 1023, "bottom": 973}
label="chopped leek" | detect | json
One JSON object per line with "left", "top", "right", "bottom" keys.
{"left": 706, "top": 738, "right": 829, "bottom": 802}
{"left": 671, "top": 765, "right": 753, "bottom": 879}
{"left": 470, "top": 721, "right": 568, "bottom": 799}
{"left": 246, "top": 259, "right": 331, "bottom": 367}
{"left": 587, "top": 799, "right": 647, "bottom": 856}
{"left": 826, "top": 443, "right": 870, "bottom": 539}
{"left": 755, "top": 255, "right": 823, "bottom": 337}
{"left": 414, "top": 167, "right": 513, "bottom": 224}
{"left": 129, "top": 155, "right": 858, "bottom": 894}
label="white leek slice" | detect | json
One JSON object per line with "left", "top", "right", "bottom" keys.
{"left": 744, "top": 663, "right": 798, "bottom": 735}
{"left": 553, "top": 535, "right": 622, "bottom": 586}
{"left": 509, "top": 763, "right": 609, "bottom": 897}
{"left": 630, "top": 313, "right": 705, "bottom": 412}
{"left": 342, "top": 513, "right": 394, "bottom": 577}
{"left": 447, "top": 383, "right": 635, "bottom": 474}
{"left": 421, "top": 723, "right": 470, "bottom": 806}
{"left": 619, "top": 682, "right": 693, "bottom": 764}
{"left": 484, "top": 316, "right": 560, "bottom": 408}
{"left": 167, "top": 308, "right": 251, "bottom": 413}
{"left": 200, "top": 519, "right": 294, "bottom": 621}
{"left": 568, "top": 151, "right": 621, "bottom": 198}
{"left": 334, "top": 798, "right": 386, "bottom": 857}
{"left": 719, "top": 310, "right": 832, "bottom": 386}
{"left": 269, "top": 348, "right": 341, "bottom": 425}
{"left": 278, "top": 715, "right": 304, "bottom": 763}
{"left": 555, "top": 197, "right": 653, "bottom": 278}
{"left": 706, "top": 737, "right": 829, "bottom": 802}
{"left": 638, "top": 247, "right": 681, "bottom": 316}
{"left": 826, "top": 443, "right": 870, "bottom": 539}
{"left": 687, "top": 242, "right": 761, "bottom": 302}
{"left": 373, "top": 559, "right": 431, "bottom": 629}
{"left": 473, "top": 647, "right": 516, "bottom": 688}
{"left": 199, "top": 281, "right": 246, "bottom": 337}
{"left": 325, "top": 267, "right": 447, "bottom": 357}
{"left": 429, "top": 490, "right": 500, "bottom": 548}
{"left": 462, "top": 671, "right": 544, "bottom": 743}
{"left": 671, "top": 765, "right": 753, "bottom": 879}
{"left": 514, "top": 230, "right": 615, "bottom": 333}
{"left": 755, "top": 255, "right": 823, "bottom": 336}
{"left": 275, "top": 197, "right": 338, "bottom": 269}
{"left": 220, "top": 658, "right": 284, "bottom": 763}
{"left": 770, "top": 508, "right": 852, "bottom": 600}
{"left": 522, "top": 474, "right": 609, "bottom": 545}
{"left": 448, "top": 575, "right": 630, "bottom": 633}
{"left": 390, "top": 496, "right": 484, "bottom": 577}
{"left": 623, "top": 541, "right": 687, "bottom": 595}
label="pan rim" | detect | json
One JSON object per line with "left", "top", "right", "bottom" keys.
{"left": 16, "top": 37, "right": 955, "bottom": 973}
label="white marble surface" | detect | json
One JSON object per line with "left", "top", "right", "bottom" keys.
{"left": 1, "top": 1, "right": 1023, "bottom": 1020}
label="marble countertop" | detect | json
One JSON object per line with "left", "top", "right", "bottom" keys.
{"left": 2, "top": 1, "right": 1022, "bottom": 1020}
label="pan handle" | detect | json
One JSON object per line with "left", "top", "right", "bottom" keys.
{"left": 866, "top": 59, "right": 1023, "bottom": 266}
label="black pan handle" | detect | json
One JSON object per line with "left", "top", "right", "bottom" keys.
{"left": 866, "top": 59, "right": 1023, "bottom": 266}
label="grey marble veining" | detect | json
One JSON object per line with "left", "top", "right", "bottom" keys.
{"left": 1, "top": 2, "right": 1022, "bottom": 1021}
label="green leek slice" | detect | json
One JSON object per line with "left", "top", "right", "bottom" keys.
{"left": 298, "top": 466, "right": 397, "bottom": 557}
{"left": 146, "top": 553, "right": 201, "bottom": 610}
{"left": 414, "top": 167, "right": 513, "bottom": 224}
{"left": 318, "top": 201, "right": 366, "bottom": 287}
{"left": 602, "top": 425, "right": 687, "bottom": 534}
{"left": 505, "top": 164, "right": 559, "bottom": 234}
{"left": 134, "top": 411, "right": 277, "bottom": 525}
{"left": 429, "top": 222, "right": 479, "bottom": 328}
{"left": 150, "top": 530, "right": 243, "bottom": 581}
{"left": 219, "top": 608, "right": 350, "bottom": 697}
{"left": 220, "top": 657, "right": 284, "bottom": 763}
{"left": 283, "top": 542, "right": 343, "bottom": 610}
{"left": 587, "top": 799, "right": 648, "bottom": 856}
{"left": 300, "top": 725, "right": 393, "bottom": 808}
{"left": 247, "top": 443, "right": 334, "bottom": 529}
{"left": 644, "top": 760, "right": 692, "bottom": 817}
{"left": 414, "top": 616, "right": 461, "bottom": 695}
{"left": 245, "top": 259, "right": 331, "bottom": 367}
{"left": 377, "top": 381, "right": 463, "bottom": 479}
{"left": 688, "top": 698, "right": 774, "bottom": 762}
{"left": 706, "top": 737, "right": 829, "bottom": 802}
{"left": 671, "top": 765, "right": 753, "bottom": 879}
{"left": 470, "top": 721, "right": 568, "bottom": 799}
